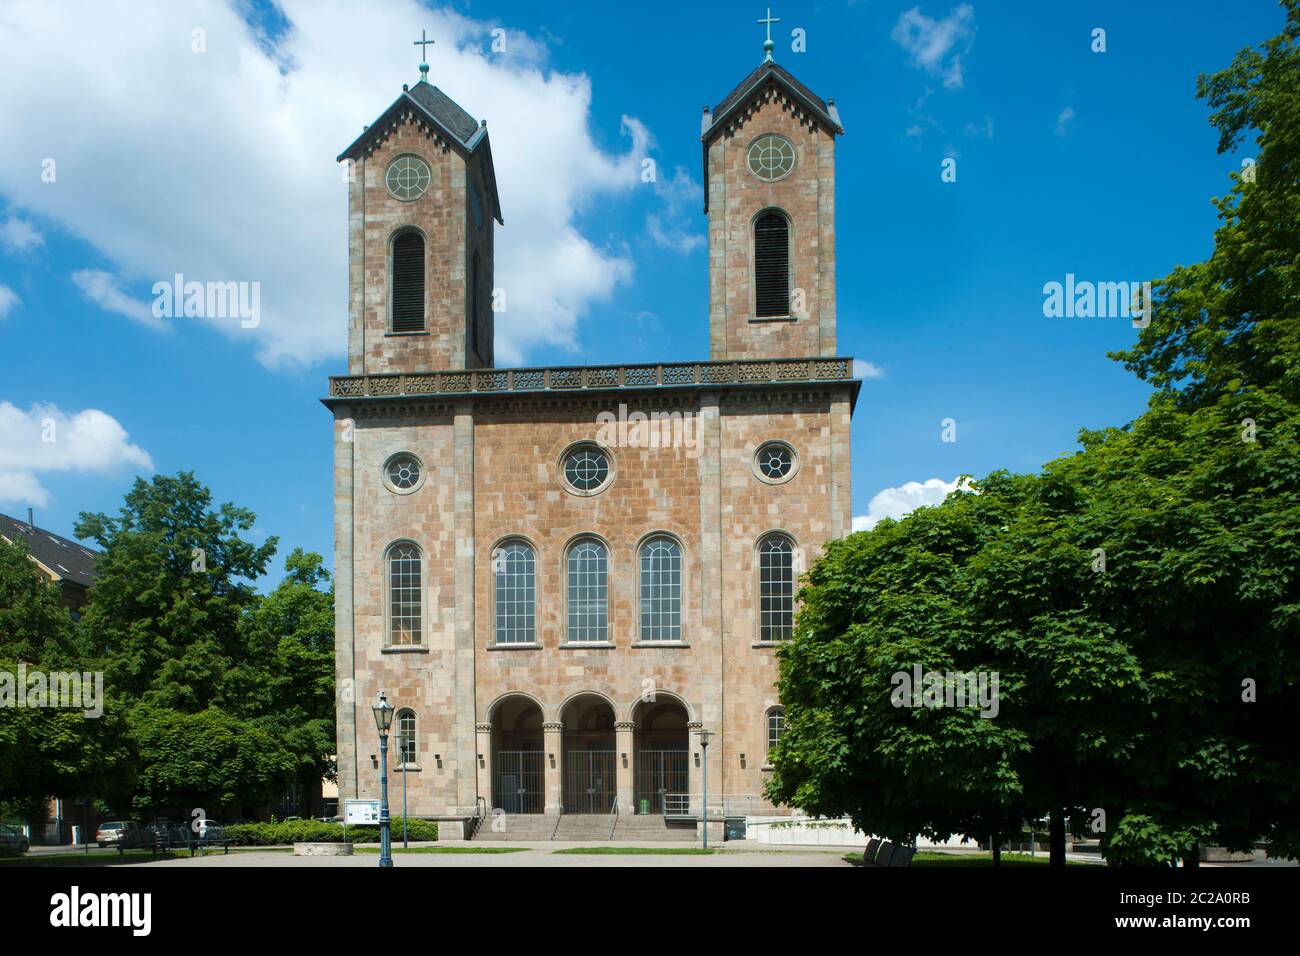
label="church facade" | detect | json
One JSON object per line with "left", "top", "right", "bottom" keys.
{"left": 324, "top": 49, "right": 858, "bottom": 836}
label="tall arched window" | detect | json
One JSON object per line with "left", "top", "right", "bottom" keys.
{"left": 753, "top": 211, "right": 790, "bottom": 318}
{"left": 391, "top": 231, "right": 425, "bottom": 332}
{"left": 567, "top": 539, "right": 608, "bottom": 643}
{"left": 640, "top": 536, "right": 682, "bottom": 642}
{"left": 396, "top": 709, "right": 417, "bottom": 766}
{"left": 494, "top": 540, "right": 535, "bottom": 644}
{"left": 758, "top": 533, "right": 795, "bottom": 642}
{"left": 766, "top": 707, "right": 785, "bottom": 759}
{"left": 387, "top": 541, "right": 423, "bottom": 646}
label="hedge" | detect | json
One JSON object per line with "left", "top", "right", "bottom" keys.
{"left": 225, "top": 818, "right": 438, "bottom": 845}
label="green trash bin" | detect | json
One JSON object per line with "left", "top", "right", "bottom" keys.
{"left": 639, "top": 799, "right": 649, "bottom": 814}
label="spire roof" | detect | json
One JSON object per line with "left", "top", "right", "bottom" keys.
{"left": 336, "top": 80, "right": 503, "bottom": 225}
{"left": 704, "top": 60, "right": 842, "bottom": 143}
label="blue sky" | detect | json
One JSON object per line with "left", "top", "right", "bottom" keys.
{"left": 0, "top": 0, "right": 1284, "bottom": 586}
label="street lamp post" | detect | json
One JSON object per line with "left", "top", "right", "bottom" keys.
{"left": 697, "top": 728, "right": 714, "bottom": 849}
{"left": 372, "top": 691, "right": 395, "bottom": 868}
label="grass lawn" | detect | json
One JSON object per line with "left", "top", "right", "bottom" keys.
{"left": 845, "top": 850, "right": 1092, "bottom": 867}
{"left": 354, "top": 845, "right": 529, "bottom": 854}
{"left": 553, "top": 847, "right": 715, "bottom": 855}
{"left": 0, "top": 845, "right": 294, "bottom": 866}
{"left": 0, "top": 850, "right": 171, "bottom": 867}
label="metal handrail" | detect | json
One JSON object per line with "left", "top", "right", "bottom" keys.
{"left": 663, "top": 793, "right": 770, "bottom": 819}
{"left": 468, "top": 796, "right": 487, "bottom": 839}
{"left": 608, "top": 796, "right": 619, "bottom": 840}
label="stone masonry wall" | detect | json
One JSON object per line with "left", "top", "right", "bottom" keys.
{"left": 333, "top": 387, "right": 852, "bottom": 818}
{"left": 348, "top": 122, "right": 468, "bottom": 376}
{"left": 707, "top": 92, "right": 837, "bottom": 362}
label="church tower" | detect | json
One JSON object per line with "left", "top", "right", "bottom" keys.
{"left": 337, "top": 54, "right": 503, "bottom": 375}
{"left": 702, "top": 29, "right": 843, "bottom": 361}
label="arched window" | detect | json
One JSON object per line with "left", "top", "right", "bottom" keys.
{"left": 640, "top": 536, "right": 682, "bottom": 642}
{"left": 753, "top": 211, "right": 790, "bottom": 318}
{"left": 391, "top": 231, "right": 425, "bottom": 332}
{"left": 494, "top": 540, "right": 535, "bottom": 644}
{"left": 387, "top": 541, "right": 423, "bottom": 646}
{"left": 766, "top": 707, "right": 785, "bottom": 758}
{"left": 396, "top": 709, "right": 417, "bottom": 766}
{"left": 758, "top": 533, "right": 795, "bottom": 642}
{"left": 567, "top": 539, "right": 608, "bottom": 643}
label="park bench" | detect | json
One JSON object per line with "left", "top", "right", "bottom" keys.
{"left": 862, "top": 839, "right": 916, "bottom": 867}
{"left": 189, "top": 824, "right": 232, "bottom": 856}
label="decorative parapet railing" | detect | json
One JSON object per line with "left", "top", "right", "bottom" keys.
{"left": 328, "top": 356, "right": 856, "bottom": 399}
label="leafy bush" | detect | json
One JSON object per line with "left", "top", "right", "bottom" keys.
{"left": 225, "top": 818, "right": 437, "bottom": 845}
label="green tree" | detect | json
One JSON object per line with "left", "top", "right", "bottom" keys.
{"left": 0, "top": 536, "right": 79, "bottom": 665}
{"left": 235, "top": 549, "right": 336, "bottom": 815}
{"left": 0, "top": 539, "right": 135, "bottom": 811}
{"left": 75, "top": 471, "right": 277, "bottom": 710}
{"left": 767, "top": 2, "right": 1300, "bottom": 866}
{"left": 127, "top": 705, "right": 298, "bottom": 815}
{"left": 0, "top": 657, "right": 136, "bottom": 809}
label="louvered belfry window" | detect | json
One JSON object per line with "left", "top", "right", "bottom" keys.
{"left": 391, "top": 231, "right": 425, "bottom": 332}
{"left": 753, "top": 211, "right": 790, "bottom": 318}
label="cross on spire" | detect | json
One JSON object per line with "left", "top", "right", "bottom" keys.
{"left": 413, "top": 29, "right": 434, "bottom": 81}
{"left": 757, "top": 7, "right": 780, "bottom": 61}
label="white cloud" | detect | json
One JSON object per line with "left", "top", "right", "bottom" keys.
{"left": 646, "top": 166, "right": 705, "bottom": 255}
{"left": 1055, "top": 106, "right": 1076, "bottom": 138}
{"left": 0, "top": 402, "right": 154, "bottom": 507}
{"left": 0, "top": 216, "right": 42, "bottom": 253}
{"left": 891, "top": 4, "right": 977, "bottom": 90}
{"left": 71, "top": 269, "right": 168, "bottom": 332}
{"left": 0, "top": 285, "right": 17, "bottom": 318}
{"left": 852, "top": 359, "right": 885, "bottom": 380}
{"left": 963, "top": 116, "right": 994, "bottom": 139}
{"left": 852, "top": 476, "right": 971, "bottom": 532}
{"left": 0, "top": 0, "right": 651, "bottom": 369}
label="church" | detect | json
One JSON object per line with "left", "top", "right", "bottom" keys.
{"left": 324, "top": 30, "right": 859, "bottom": 839}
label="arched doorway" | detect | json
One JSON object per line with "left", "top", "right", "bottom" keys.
{"left": 491, "top": 696, "right": 544, "bottom": 814}
{"left": 632, "top": 697, "right": 689, "bottom": 814}
{"left": 560, "top": 694, "right": 617, "bottom": 813}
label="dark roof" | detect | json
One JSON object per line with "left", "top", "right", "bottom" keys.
{"left": 712, "top": 61, "right": 828, "bottom": 125}
{"left": 0, "top": 513, "right": 99, "bottom": 588}
{"left": 705, "top": 60, "right": 842, "bottom": 142}
{"left": 336, "top": 80, "right": 504, "bottom": 225}
{"left": 406, "top": 82, "right": 480, "bottom": 143}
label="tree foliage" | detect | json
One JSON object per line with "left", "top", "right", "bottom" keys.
{"left": 1, "top": 470, "right": 335, "bottom": 817}
{"left": 768, "top": 2, "right": 1300, "bottom": 864}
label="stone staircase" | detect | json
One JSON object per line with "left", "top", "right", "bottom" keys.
{"left": 470, "top": 812, "right": 696, "bottom": 842}
{"left": 611, "top": 814, "right": 697, "bottom": 842}
{"left": 552, "top": 814, "right": 616, "bottom": 841}
{"left": 472, "top": 813, "right": 558, "bottom": 841}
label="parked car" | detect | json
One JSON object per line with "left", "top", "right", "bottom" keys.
{"left": 143, "top": 820, "right": 189, "bottom": 846}
{"left": 0, "top": 824, "right": 30, "bottom": 855}
{"left": 195, "top": 818, "right": 225, "bottom": 839}
{"left": 95, "top": 820, "right": 144, "bottom": 848}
